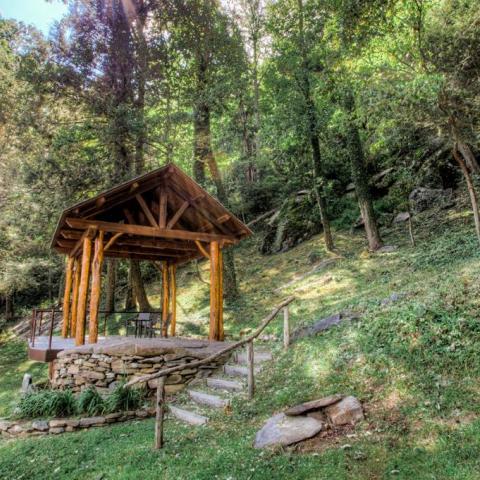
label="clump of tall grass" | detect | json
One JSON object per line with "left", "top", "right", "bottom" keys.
{"left": 105, "top": 382, "right": 145, "bottom": 413}
{"left": 77, "top": 387, "right": 105, "bottom": 416}
{"left": 17, "top": 389, "right": 77, "bottom": 418}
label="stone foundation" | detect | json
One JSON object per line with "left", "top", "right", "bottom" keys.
{"left": 51, "top": 337, "right": 232, "bottom": 394}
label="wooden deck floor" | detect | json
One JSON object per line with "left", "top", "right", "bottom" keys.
{"left": 28, "top": 336, "right": 230, "bottom": 363}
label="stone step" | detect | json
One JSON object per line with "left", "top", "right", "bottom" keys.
{"left": 169, "top": 405, "right": 209, "bottom": 426}
{"left": 206, "top": 377, "right": 244, "bottom": 392}
{"left": 235, "top": 350, "right": 272, "bottom": 365}
{"left": 224, "top": 364, "right": 261, "bottom": 378}
{"left": 188, "top": 390, "right": 230, "bottom": 409}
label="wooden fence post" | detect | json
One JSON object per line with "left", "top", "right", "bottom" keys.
{"left": 154, "top": 377, "right": 166, "bottom": 449}
{"left": 247, "top": 340, "right": 255, "bottom": 400}
{"left": 283, "top": 306, "right": 290, "bottom": 349}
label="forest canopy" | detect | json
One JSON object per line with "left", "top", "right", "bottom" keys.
{"left": 1, "top": 0, "right": 479, "bottom": 320}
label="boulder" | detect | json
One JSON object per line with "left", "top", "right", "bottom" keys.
{"left": 324, "top": 396, "right": 364, "bottom": 426}
{"left": 254, "top": 413, "right": 324, "bottom": 449}
{"left": 409, "top": 187, "right": 453, "bottom": 214}
{"left": 260, "top": 192, "right": 322, "bottom": 254}
{"left": 393, "top": 211, "right": 410, "bottom": 223}
{"left": 0, "top": 421, "right": 13, "bottom": 432}
{"left": 284, "top": 395, "right": 343, "bottom": 416}
{"left": 79, "top": 416, "right": 106, "bottom": 428}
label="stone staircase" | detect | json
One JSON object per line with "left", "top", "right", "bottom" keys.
{"left": 168, "top": 347, "right": 273, "bottom": 425}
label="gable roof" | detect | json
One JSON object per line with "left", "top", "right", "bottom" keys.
{"left": 51, "top": 163, "right": 252, "bottom": 264}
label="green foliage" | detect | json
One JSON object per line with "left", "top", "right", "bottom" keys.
{"left": 105, "top": 382, "right": 145, "bottom": 414}
{"left": 17, "top": 389, "right": 77, "bottom": 419}
{"left": 77, "top": 387, "right": 106, "bottom": 417}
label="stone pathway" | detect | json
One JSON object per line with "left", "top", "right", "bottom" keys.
{"left": 168, "top": 347, "right": 273, "bottom": 425}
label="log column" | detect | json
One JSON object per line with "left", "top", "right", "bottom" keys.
{"left": 70, "top": 257, "right": 81, "bottom": 339}
{"left": 169, "top": 264, "right": 177, "bottom": 337}
{"left": 209, "top": 241, "right": 224, "bottom": 341}
{"left": 88, "top": 231, "right": 104, "bottom": 344}
{"left": 61, "top": 257, "right": 74, "bottom": 338}
{"left": 161, "top": 261, "right": 169, "bottom": 337}
{"left": 76, "top": 236, "right": 93, "bottom": 346}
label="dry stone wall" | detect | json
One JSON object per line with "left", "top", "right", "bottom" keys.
{"left": 51, "top": 337, "right": 232, "bottom": 394}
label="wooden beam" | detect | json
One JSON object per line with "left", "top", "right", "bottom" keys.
{"left": 61, "top": 257, "right": 74, "bottom": 338}
{"left": 70, "top": 257, "right": 81, "bottom": 339}
{"left": 169, "top": 264, "right": 177, "bottom": 337}
{"left": 71, "top": 227, "right": 97, "bottom": 257}
{"left": 76, "top": 236, "right": 92, "bottom": 346}
{"left": 65, "top": 218, "right": 237, "bottom": 244}
{"left": 167, "top": 200, "right": 189, "bottom": 229}
{"left": 88, "top": 231, "right": 104, "bottom": 344}
{"left": 159, "top": 188, "right": 167, "bottom": 229}
{"left": 59, "top": 237, "right": 197, "bottom": 252}
{"left": 162, "top": 261, "right": 169, "bottom": 337}
{"left": 195, "top": 240, "right": 210, "bottom": 259}
{"left": 104, "top": 232, "right": 123, "bottom": 251}
{"left": 123, "top": 208, "right": 136, "bottom": 225}
{"left": 136, "top": 194, "right": 158, "bottom": 228}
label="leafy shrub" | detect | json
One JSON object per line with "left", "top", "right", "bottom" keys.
{"left": 78, "top": 387, "right": 105, "bottom": 416}
{"left": 17, "top": 389, "right": 77, "bottom": 418}
{"left": 106, "top": 382, "right": 144, "bottom": 413}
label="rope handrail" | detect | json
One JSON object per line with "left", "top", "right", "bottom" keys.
{"left": 125, "top": 296, "right": 295, "bottom": 388}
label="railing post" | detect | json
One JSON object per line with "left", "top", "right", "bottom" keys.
{"left": 283, "top": 306, "right": 290, "bottom": 349}
{"left": 31, "top": 309, "right": 36, "bottom": 347}
{"left": 154, "top": 376, "right": 166, "bottom": 449}
{"left": 48, "top": 309, "right": 55, "bottom": 350}
{"left": 247, "top": 340, "right": 255, "bottom": 400}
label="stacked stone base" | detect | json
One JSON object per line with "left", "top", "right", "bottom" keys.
{"left": 51, "top": 337, "right": 232, "bottom": 395}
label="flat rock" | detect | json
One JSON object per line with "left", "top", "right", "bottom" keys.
{"left": 254, "top": 413, "right": 324, "bottom": 449}
{"left": 292, "top": 312, "right": 360, "bottom": 341}
{"left": 32, "top": 420, "right": 49, "bottom": 432}
{"left": 235, "top": 351, "right": 272, "bottom": 365}
{"left": 188, "top": 390, "right": 230, "bottom": 409}
{"left": 376, "top": 245, "right": 397, "bottom": 254}
{"left": 0, "top": 421, "right": 13, "bottom": 432}
{"left": 324, "top": 396, "right": 364, "bottom": 426}
{"left": 79, "top": 416, "right": 106, "bottom": 427}
{"left": 284, "top": 394, "right": 343, "bottom": 416}
{"left": 169, "top": 406, "right": 208, "bottom": 426}
{"left": 206, "top": 378, "right": 243, "bottom": 392}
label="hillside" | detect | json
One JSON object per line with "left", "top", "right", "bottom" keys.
{"left": 2, "top": 195, "right": 480, "bottom": 479}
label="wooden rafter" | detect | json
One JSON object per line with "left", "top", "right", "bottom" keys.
{"left": 104, "top": 233, "right": 123, "bottom": 252}
{"left": 136, "top": 194, "right": 158, "bottom": 228}
{"left": 166, "top": 200, "right": 189, "bottom": 229}
{"left": 70, "top": 227, "right": 97, "bottom": 257}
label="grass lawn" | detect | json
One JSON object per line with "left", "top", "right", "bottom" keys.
{"left": 2, "top": 201, "right": 480, "bottom": 479}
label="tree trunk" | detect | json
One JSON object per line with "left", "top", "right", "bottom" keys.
{"left": 5, "top": 294, "right": 13, "bottom": 322}
{"left": 297, "top": 0, "right": 334, "bottom": 252}
{"left": 453, "top": 147, "right": 480, "bottom": 244}
{"left": 125, "top": 263, "right": 136, "bottom": 311}
{"left": 193, "top": 56, "right": 238, "bottom": 299}
{"left": 105, "top": 258, "right": 116, "bottom": 313}
{"left": 130, "top": 259, "right": 151, "bottom": 311}
{"left": 344, "top": 91, "right": 383, "bottom": 251}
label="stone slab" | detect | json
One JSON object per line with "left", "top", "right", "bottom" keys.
{"left": 254, "top": 413, "right": 324, "bottom": 449}
{"left": 284, "top": 394, "right": 343, "bottom": 416}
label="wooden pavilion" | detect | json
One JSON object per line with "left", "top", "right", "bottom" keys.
{"left": 51, "top": 163, "right": 251, "bottom": 347}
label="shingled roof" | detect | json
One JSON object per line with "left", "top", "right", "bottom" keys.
{"left": 51, "top": 163, "right": 252, "bottom": 264}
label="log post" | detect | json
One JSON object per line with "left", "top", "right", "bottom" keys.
{"left": 61, "top": 257, "right": 74, "bottom": 338}
{"left": 283, "top": 306, "right": 290, "bottom": 349}
{"left": 218, "top": 248, "right": 224, "bottom": 341}
{"left": 76, "top": 235, "right": 93, "bottom": 346}
{"left": 169, "top": 263, "right": 177, "bottom": 337}
{"left": 209, "top": 241, "right": 220, "bottom": 340}
{"left": 88, "top": 231, "right": 105, "bottom": 344}
{"left": 247, "top": 340, "right": 255, "bottom": 400}
{"left": 161, "top": 261, "right": 169, "bottom": 337}
{"left": 154, "top": 376, "right": 166, "bottom": 449}
{"left": 70, "top": 257, "right": 81, "bottom": 339}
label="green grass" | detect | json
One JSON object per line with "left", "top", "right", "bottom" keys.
{"left": 2, "top": 201, "right": 480, "bottom": 478}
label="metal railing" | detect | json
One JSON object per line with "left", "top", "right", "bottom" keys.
{"left": 29, "top": 309, "right": 162, "bottom": 350}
